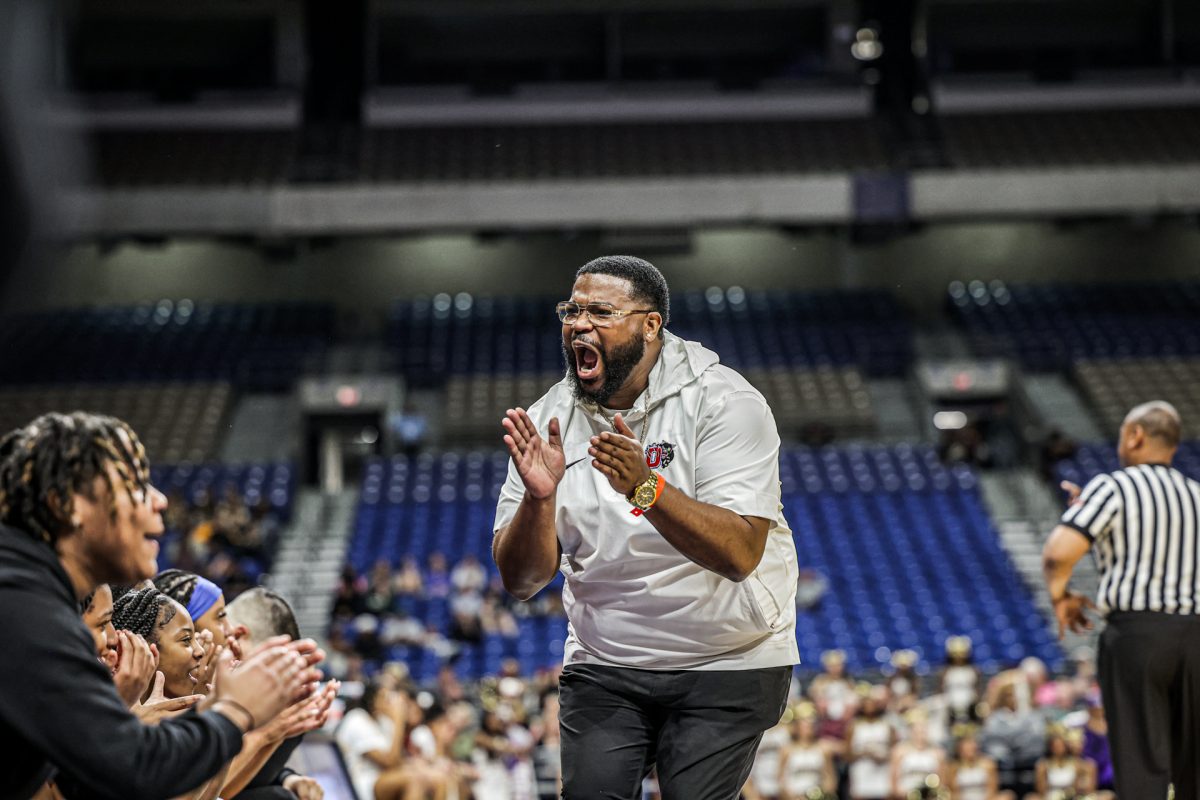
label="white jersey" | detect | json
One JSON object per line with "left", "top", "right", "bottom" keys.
{"left": 848, "top": 719, "right": 892, "bottom": 799}
{"left": 943, "top": 666, "right": 978, "bottom": 716}
{"left": 897, "top": 748, "right": 941, "bottom": 795}
{"left": 953, "top": 762, "right": 990, "bottom": 800}
{"left": 782, "top": 746, "right": 826, "bottom": 797}
{"left": 750, "top": 726, "right": 791, "bottom": 797}
{"left": 1046, "top": 759, "right": 1078, "bottom": 791}
{"left": 495, "top": 331, "right": 799, "bottom": 670}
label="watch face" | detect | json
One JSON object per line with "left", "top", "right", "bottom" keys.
{"left": 634, "top": 483, "right": 656, "bottom": 507}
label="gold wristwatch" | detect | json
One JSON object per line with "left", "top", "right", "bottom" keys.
{"left": 627, "top": 472, "right": 663, "bottom": 514}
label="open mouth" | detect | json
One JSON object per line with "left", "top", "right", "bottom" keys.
{"left": 573, "top": 340, "right": 603, "bottom": 383}
{"left": 188, "top": 665, "right": 200, "bottom": 684}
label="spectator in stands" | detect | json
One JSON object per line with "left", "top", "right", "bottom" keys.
{"left": 410, "top": 699, "right": 472, "bottom": 799}
{"left": 940, "top": 636, "right": 981, "bottom": 723}
{"left": 365, "top": 558, "right": 396, "bottom": 614}
{"left": 946, "top": 732, "right": 1011, "bottom": 800}
{"left": 395, "top": 555, "right": 425, "bottom": 597}
{"left": 885, "top": 650, "right": 920, "bottom": 714}
{"left": 450, "top": 553, "right": 487, "bottom": 596}
{"left": 847, "top": 686, "right": 894, "bottom": 800}
{"left": 777, "top": 704, "right": 836, "bottom": 800}
{"left": 810, "top": 650, "right": 857, "bottom": 741}
{"left": 333, "top": 564, "right": 368, "bottom": 617}
{"left": 531, "top": 690, "right": 562, "bottom": 800}
{"left": 1081, "top": 695, "right": 1114, "bottom": 794}
{"left": 213, "top": 484, "right": 254, "bottom": 553}
{"left": 449, "top": 587, "right": 484, "bottom": 643}
{"left": 1027, "top": 728, "right": 1098, "bottom": 800}
{"left": 0, "top": 412, "right": 316, "bottom": 799}
{"left": 978, "top": 684, "right": 1044, "bottom": 795}
{"left": 425, "top": 552, "right": 451, "bottom": 599}
{"left": 337, "top": 682, "right": 429, "bottom": 800}
{"left": 479, "top": 589, "right": 519, "bottom": 638}
{"left": 890, "top": 711, "right": 945, "bottom": 799}
{"left": 226, "top": 586, "right": 333, "bottom": 800}
{"left": 391, "top": 404, "right": 429, "bottom": 458}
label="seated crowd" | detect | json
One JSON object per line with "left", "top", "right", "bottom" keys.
{"left": 741, "top": 644, "right": 1112, "bottom": 800}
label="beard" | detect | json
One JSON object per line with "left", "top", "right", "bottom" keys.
{"left": 563, "top": 332, "right": 645, "bottom": 406}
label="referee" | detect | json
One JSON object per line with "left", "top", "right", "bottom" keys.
{"left": 1042, "top": 400, "right": 1199, "bottom": 800}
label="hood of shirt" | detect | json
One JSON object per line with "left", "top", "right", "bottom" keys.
{"left": 572, "top": 329, "right": 721, "bottom": 425}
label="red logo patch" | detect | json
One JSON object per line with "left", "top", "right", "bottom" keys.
{"left": 644, "top": 441, "right": 675, "bottom": 469}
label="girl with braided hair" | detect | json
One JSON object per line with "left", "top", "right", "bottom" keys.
{"left": 114, "top": 587, "right": 208, "bottom": 700}
{"left": 155, "top": 568, "right": 232, "bottom": 688}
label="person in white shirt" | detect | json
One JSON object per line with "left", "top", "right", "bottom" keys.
{"left": 493, "top": 256, "right": 799, "bottom": 799}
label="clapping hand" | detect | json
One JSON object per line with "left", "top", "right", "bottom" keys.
{"left": 589, "top": 414, "right": 650, "bottom": 497}
{"left": 502, "top": 408, "right": 565, "bottom": 500}
{"left": 283, "top": 774, "right": 324, "bottom": 800}
{"left": 133, "top": 671, "right": 203, "bottom": 724}
{"left": 112, "top": 630, "right": 157, "bottom": 708}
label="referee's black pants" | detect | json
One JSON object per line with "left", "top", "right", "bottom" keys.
{"left": 1099, "top": 611, "right": 1200, "bottom": 800}
{"left": 558, "top": 663, "right": 792, "bottom": 800}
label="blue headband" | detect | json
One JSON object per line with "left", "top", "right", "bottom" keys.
{"left": 187, "top": 577, "right": 222, "bottom": 622}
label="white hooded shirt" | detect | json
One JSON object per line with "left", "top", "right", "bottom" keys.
{"left": 494, "top": 330, "right": 800, "bottom": 670}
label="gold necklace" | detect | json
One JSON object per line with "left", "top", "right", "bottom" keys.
{"left": 600, "top": 387, "right": 650, "bottom": 442}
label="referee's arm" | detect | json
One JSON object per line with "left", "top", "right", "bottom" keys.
{"left": 1042, "top": 525, "right": 1095, "bottom": 638}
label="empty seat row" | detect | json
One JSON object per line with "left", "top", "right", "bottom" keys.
{"left": 361, "top": 118, "right": 888, "bottom": 183}
{"left": 1075, "top": 359, "right": 1200, "bottom": 441}
{"left": 942, "top": 107, "right": 1200, "bottom": 169}
{"left": 0, "top": 382, "right": 232, "bottom": 464}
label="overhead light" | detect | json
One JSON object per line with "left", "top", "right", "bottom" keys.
{"left": 851, "top": 28, "right": 883, "bottom": 61}
{"left": 933, "top": 411, "right": 969, "bottom": 430}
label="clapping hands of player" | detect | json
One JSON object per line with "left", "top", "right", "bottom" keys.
{"left": 112, "top": 630, "right": 157, "bottom": 708}
{"left": 133, "top": 671, "right": 203, "bottom": 724}
{"left": 502, "top": 408, "right": 565, "bottom": 499}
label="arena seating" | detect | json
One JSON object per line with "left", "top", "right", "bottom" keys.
{"left": 342, "top": 444, "right": 1060, "bottom": 680}
{"left": 1075, "top": 359, "right": 1200, "bottom": 440}
{"left": 389, "top": 287, "right": 913, "bottom": 384}
{"left": 745, "top": 367, "right": 875, "bottom": 439}
{"left": 88, "top": 130, "right": 298, "bottom": 187}
{"left": 941, "top": 107, "right": 1200, "bottom": 169}
{"left": 948, "top": 280, "right": 1200, "bottom": 371}
{"left": 361, "top": 118, "right": 887, "bottom": 183}
{"left": 0, "top": 301, "right": 334, "bottom": 391}
{"left": 1054, "top": 440, "right": 1200, "bottom": 492}
{"left": 0, "top": 382, "right": 232, "bottom": 463}
{"left": 150, "top": 461, "right": 296, "bottom": 583}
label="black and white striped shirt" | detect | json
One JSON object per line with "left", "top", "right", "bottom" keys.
{"left": 1061, "top": 463, "right": 1200, "bottom": 615}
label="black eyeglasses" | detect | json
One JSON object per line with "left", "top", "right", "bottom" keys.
{"left": 556, "top": 301, "right": 654, "bottom": 326}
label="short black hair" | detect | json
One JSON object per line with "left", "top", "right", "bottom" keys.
{"left": 112, "top": 587, "right": 176, "bottom": 644}
{"left": 226, "top": 586, "right": 300, "bottom": 643}
{"left": 576, "top": 255, "right": 670, "bottom": 333}
{"left": 0, "top": 412, "right": 150, "bottom": 545}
